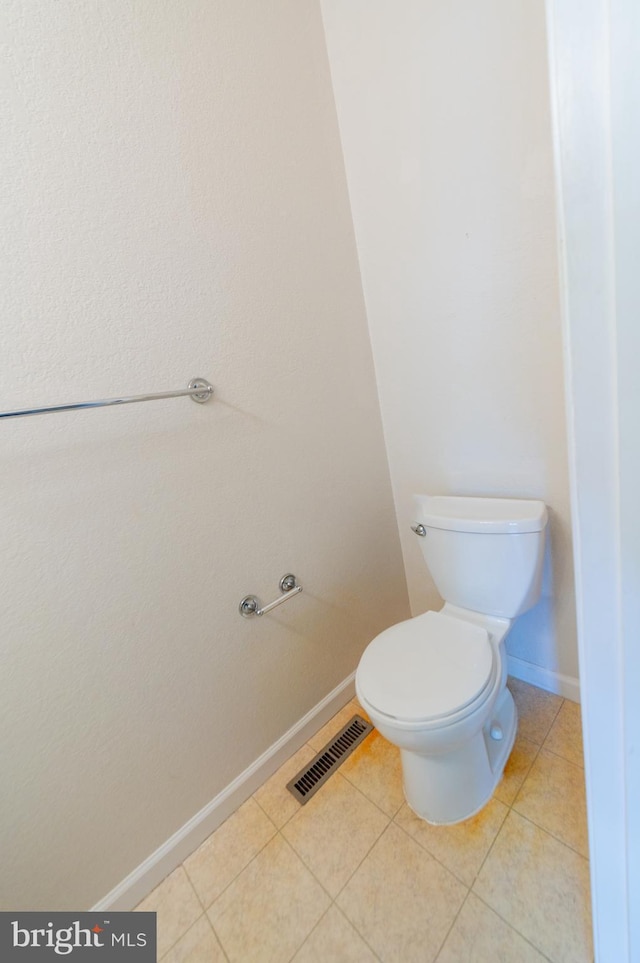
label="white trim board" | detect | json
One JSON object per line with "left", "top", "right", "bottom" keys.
{"left": 91, "top": 673, "right": 356, "bottom": 912}
{"left": 507, "top": 655, "right": 580, "bottom": 703}
{"left": 545, "top": 0, "right": 640, "bottom": 957}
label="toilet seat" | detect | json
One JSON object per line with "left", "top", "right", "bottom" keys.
{"left": 357, "top": 611, "right": 495, "bottom": 724}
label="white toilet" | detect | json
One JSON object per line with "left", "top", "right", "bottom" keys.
{"left": 356, "top": 493, "right": 548, "bottom": 825}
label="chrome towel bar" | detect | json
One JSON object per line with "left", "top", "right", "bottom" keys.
{"left": 0, "top": 378, "right": 214, "bottom": 420}
{"left": 239, "top": 573, "right": 303, "bottom": 618}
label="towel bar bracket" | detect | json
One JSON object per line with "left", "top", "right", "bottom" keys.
{"left": 188, "top": 379, "right": 214, "bottom": 404}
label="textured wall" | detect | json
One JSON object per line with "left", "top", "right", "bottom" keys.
{"left": 0, "top": 0, "right": 408, "bottom": 909}
{"left": 320, "top": 0, "right": 577, "bottom": 684}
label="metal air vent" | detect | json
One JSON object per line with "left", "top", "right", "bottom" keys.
{"left": 287, "top": 714, "right": 374, "bottom": 805}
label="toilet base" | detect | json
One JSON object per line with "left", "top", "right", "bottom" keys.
{"left": 400, "top": 687, "right": 517, "bottom": 825}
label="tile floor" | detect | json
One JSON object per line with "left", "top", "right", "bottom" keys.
{"left": 136, "top": 679, "right": 592, "bottom": 962}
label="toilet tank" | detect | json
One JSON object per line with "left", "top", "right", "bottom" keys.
{"left": 413, "top": 495, "right": 548, "bottom": 619}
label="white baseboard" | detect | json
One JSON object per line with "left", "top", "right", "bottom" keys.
{"left": 92, "top": 673, "right": 356, "bottom": 912}
{"left": 507, "top": 655, "right": 580, "bottom": 703}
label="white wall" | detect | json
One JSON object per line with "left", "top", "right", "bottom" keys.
{"left": 321, "top": 0, "right": 578, "bottom": 690}
{"left": 0, "top": 0, "right": 409, "bottom": 910}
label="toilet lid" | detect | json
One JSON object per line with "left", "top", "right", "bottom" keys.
{"left": 357, "top": 611, "right": 494, "bottom": 722}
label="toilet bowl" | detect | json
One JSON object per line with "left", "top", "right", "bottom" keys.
{"left": 356, "top": 494, "right": 547, "bottom": 825}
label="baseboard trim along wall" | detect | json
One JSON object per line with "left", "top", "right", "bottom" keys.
{"left": 92, "top": 673, "right": 356, "bottom": 912}
{"left": 507, "top": 654, "right": 581, "bottom": 703}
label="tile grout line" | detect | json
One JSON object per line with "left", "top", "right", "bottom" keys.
{"left": 509, "top": 809, "right": 591, "bottom": 863}
{"left": 508, "top": 687, "right": 565, "bottom": 808}
{"left": 477, "top": 692, "right": 588, "bottom": 953}
{"left": 538, "top": 698, "right": 586, "bottom": 768}
{"left": 465, "top": 802, "right": 543, "bottom": 958}
{"left": 302, "top": 785, "right": 396, "bottom": 951}
{"left": 252, "top": 784, "right": 296, "bottom": 828}
{"left": 180, "top": 862, "right": 208, "bottom": 914}
{"left": 151, "top": 869, "right": 211, "bottom": 963}
{"left": 333, "top": 905, "right": 385, "bottom": 963}
{"left": 283, "top": 902, "right": 333, "bottom": 963}
{"left": 470, "top": 807, "right": 515, "bottom": 886}
{"left": 509, "top": 709, "right": 590, "bottom": 861}
{"left": 205, "top": 917, "right": 232, "bottom": 963}
{"left": 177, "top": 875, "right": 232, "bottom": 963}
{"left": 465, "top": 697, "right": 588, "bottom": 960}
{"left": 283, "top": 773, "right": 394, "bottom": 902}
{"left": 443, "top": 774, "right": 541, "bottom": 960}
{"left": 157, "top": 907, "right": 230, "bottom": 963}
{"left": 339, "top": 771, "right": 406, "bottom": 824}
{"left": 289, "top": 901, "right": 384, "bottom": 963}
{"left": 271, "top": 832, "right": 383, "bottom": 962}
{"left": 204, "top": 831, "right": 324, "bottom": 963}
{"left": 432, "top": 886, "right": 474, "bottom": 961}
{"left": 184, "top": 798, "right": 280, "bottom": 905}
{"left": 511, "top": 743, "right": 588, "bottom": 841}
{"left": 389, "top": 811, "right": 476, "bottom": 891}
{"left": 470, "top": 710, "right": 553, "bottom": 888}
{"left": 470, "top": 890, "right": 555, "bottom": 962}
{"left": 539, "top": 742, "right": 585, "bottom": 769}
{"left": 540, "top": 694, "right": 565, "bottom": 741}
{"left": 182, "top": 808, "right": 281, "bottom": 958}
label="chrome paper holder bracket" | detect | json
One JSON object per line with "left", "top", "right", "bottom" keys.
{"left": 239, "top": 573, "right": 303, "bottom": 619}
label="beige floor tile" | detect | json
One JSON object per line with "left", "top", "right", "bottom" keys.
{"left": 394, "top": 796, "right": 509, "bottom": 887}
{"left": 254, "top": 743, "right": 317, "bottom": 829}
{"left": 508, "top": 679, "right": 562, "bottom": 745}
{"left": 307, "top": 702, "right": 363, "bottom": 753}
{"left": 337, "top": 822, "right": 467, "bottom": 963}
{"left": 544, "top": 699, "right": 584, "bottom": 768}
{"left": 494, "top": 734, "right": 539, "bottom": 806}
{"left": 183, "top": 797, "right": 276, "bottom": 908}
{"left": 350, "top": 696, "right": 371, "bottom": 722}
{"left": 340, "top": 728, "right": 405, "bottom": 817}
{"left": 292, "top": 905, "right": 378, "bottom": 962}
{"left": 436, "top": 892, "right": 548, "bottom": 963}
{"left": 473, "top": 810, "right": 592, "bottom": 963}
{"left": 282, "top": 772, "right": 389, "bottom": 897}
{"left": 160, "top": 915, "right": 226, "bottom": 963}
{"left": 135, "top": 866, "right": 202, "bottom": 960}
{"left": 207, "top": 835, "right": 330, "bottom": 962}
{"left": 513, "top": 748, "right": 589, "bottom": 856}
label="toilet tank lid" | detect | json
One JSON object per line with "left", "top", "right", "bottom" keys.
{"left": 415, "top": 495, "right": 548, "bottom": 534}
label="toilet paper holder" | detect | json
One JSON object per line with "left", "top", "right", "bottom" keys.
{"left": 239, "top": 573, "right": 303, "bottom": 618}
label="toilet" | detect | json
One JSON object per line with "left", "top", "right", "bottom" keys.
{"left": 356, "top": 493, "right": 548, "bottom": 825}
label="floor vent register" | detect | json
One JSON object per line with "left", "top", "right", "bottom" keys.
{"left": 286, "top": 714, "right": 374, "bottom": 805}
